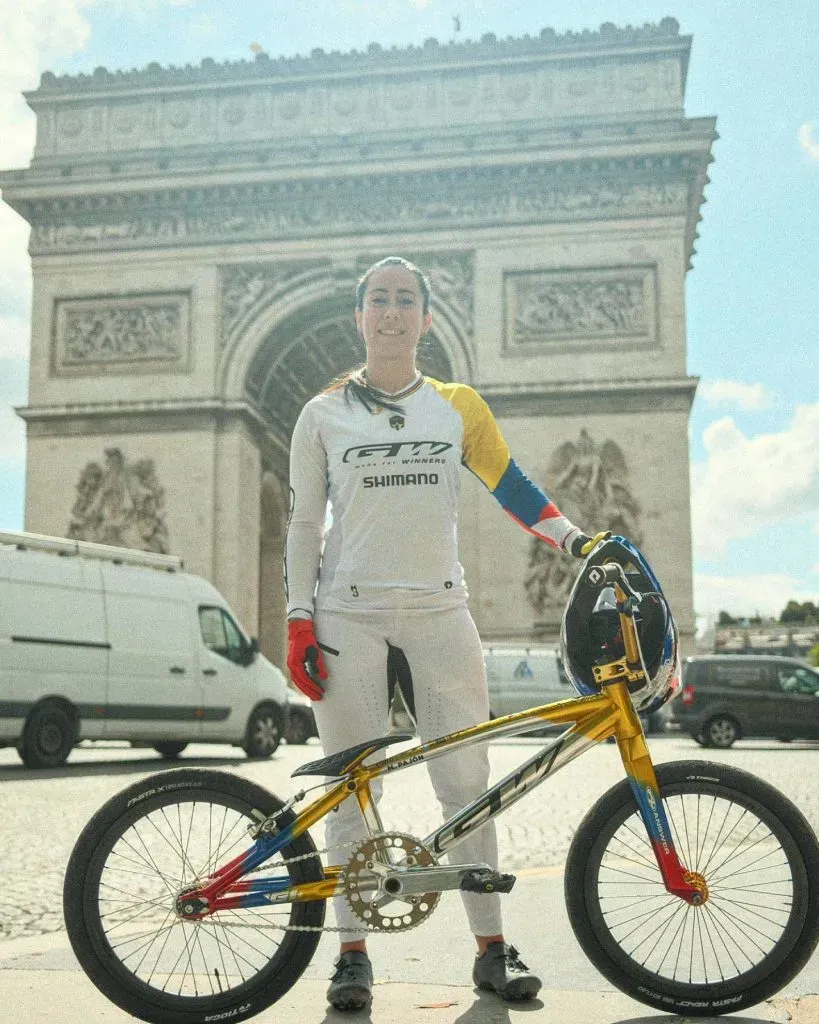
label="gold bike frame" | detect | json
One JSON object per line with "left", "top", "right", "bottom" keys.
{"left": 203, "top": 578, "right": 700, "bottom": 909}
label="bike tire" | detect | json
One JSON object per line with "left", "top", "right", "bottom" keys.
{"left": 64, "top": 768, "right": 325, "bottom": 1024}
{"left": 565, "top": 760, "right": 819, "bottom": 1016}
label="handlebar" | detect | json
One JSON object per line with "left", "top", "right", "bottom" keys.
{"left": 585, "top": 563, "right": 623, "bottom": 588}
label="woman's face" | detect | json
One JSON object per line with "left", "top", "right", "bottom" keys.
{"left": 355, "top": 266, "right": 432, "bottom": 359}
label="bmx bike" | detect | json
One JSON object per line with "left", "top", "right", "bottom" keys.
{"left": 64, "top": 554, "right": 819, "bottom": 1023}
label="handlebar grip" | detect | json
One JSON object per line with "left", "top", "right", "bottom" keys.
{"left": 585, "top": 562, "right": 623, "bottom": 588}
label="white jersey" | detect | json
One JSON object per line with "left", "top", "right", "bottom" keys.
{"left": 285, "top": 375, "right": 580, "bottom": 615}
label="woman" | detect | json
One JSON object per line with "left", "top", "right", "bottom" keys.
{"left": 285, "top": 256, "right": 606, "bottom": 1012}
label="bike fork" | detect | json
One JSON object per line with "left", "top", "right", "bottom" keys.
{"left": 609, "top": 689, "right": 704, "bottom": 905}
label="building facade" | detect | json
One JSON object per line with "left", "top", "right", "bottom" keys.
{"left": 0, "top": 19, "right": 716, "bottom": 664}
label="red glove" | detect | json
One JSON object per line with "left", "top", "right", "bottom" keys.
{"left": 286, "top": 619, "right": 327, "bottom": 701}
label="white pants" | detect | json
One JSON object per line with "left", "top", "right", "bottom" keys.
{"left": 312, "top": 604, "right": 502, "bottom": 940}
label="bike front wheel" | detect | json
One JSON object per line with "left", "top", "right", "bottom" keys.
{"left": 64, "top": 769, "right": 325, "bottom": 1024}
{"left": 565, "top": 760, "right": 819, "bottom": 1016}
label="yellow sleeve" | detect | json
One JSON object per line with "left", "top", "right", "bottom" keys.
{"left": 426, "top": 380, "right": 510, "bottom": 490}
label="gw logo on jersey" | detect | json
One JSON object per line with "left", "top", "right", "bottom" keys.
{"left": 342, "top": 441, "right": 453, "bottom": 462}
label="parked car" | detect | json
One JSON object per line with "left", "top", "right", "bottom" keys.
{"left": 0, "top": 530, "right": 292, "bottom": 768}
{"left": 485, "top": 646, "right": 668, "bottom": 734}
{"left": 284, "top": 690, "right": 318, "bottom": 744}
{"left": 671, "top": 655, "right": 819, "bottom": 748}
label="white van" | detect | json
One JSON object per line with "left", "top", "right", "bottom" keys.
{"left": 484, "top": 646, "right": 572, "bottom": 722}
{"left": 0, "top": 531, "right": 292, "bottom": 768}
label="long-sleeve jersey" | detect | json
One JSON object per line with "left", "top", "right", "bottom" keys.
{"left": 285, "top": 375, "right": 581, "bottom": 616}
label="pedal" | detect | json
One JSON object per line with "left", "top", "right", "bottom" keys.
{"left": 459, "top": 869, "right": 516, "bottom": 894}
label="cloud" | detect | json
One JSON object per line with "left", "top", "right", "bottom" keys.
{"left": 799, "top": 122, "right": 819, "bottom": 161}
{"left": 695, "top": 572, "right": 818, "bottom": 619}
{"left": 0, "top": 356, "right": 28, "bottom": 463}
{"left": 699, "top": 379, "right": 771, "bottom": 411}
{"left": 191, "top": 13, "right": 216, "bottom": 35}
{"left": 0, "top": 2, "right": 93, "bottom": 168}
{"left": 691, "top": 403, "right": 819, "bottom": 558}
{"left": 0, "top": 314, "right": 30, "bottom": 360}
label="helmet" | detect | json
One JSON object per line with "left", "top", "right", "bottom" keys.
{"left": 560, "top": 536, "right": 681, "bottom": 714}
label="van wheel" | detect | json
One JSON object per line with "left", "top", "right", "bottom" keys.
{"left": 244, "top": 706, "right": 282, "bottom": 759}
{"left": 153, "top": 742, "right": 188, "bottom": 759}
{"left": 704, "top": 715, "right": 740, "bottom": 749}
{"left": 21, "top": 704, "right": 75, "bottom": 769}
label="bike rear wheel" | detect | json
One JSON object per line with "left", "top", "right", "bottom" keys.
{"left": 64, "top": 769, "right": 324, "bottom": 1024}
{"left": 565, "top": 760, "right": 819, "bottom": 1016}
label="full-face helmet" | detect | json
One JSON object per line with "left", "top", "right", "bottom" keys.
{"left": 559, "top": 536, "right": 681, "bottom": 714}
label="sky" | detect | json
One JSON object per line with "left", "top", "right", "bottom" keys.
{"left": 0, "top": 0, "right": 817, "bottom": 625}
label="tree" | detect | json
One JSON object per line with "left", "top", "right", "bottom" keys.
{"left": 717, "top": 610, "right": 738, "bottom": 626}
{"left": 779, "top": 601, "right": 818, "bottom": 625}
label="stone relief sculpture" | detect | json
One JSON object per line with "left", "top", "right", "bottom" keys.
{"left": 55, "top": 295, "right": 189, "bottom": 373}
{"left": 67, "top": 447, "right": 170, "bottom": 553}
{"left": 511, "top": 273, "right": 647, "bottom": 344}
{"left": 60, "top": 302, "right": 183, "bottom": 364}
{"left": 219, "top": 261, "right": 332, "bottom": 348}
{"left": 28, "top": 163, "right": 691, "bottom": 254}
{"left": 524, "top": 430, "right": 643, "bottom": 617}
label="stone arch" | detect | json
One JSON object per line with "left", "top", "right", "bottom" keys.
{"left": 228, "top": 267, "right": 473, "bottom": 650}
{"left": 244, "top": 295, "right": 455, "bottom": 449}
{"left": 220, "top": 259, "right": 475, "bottom": 413}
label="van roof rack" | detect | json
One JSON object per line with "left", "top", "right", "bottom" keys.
{"left": 0, "top": 530, "right": 184, "bottom": 572}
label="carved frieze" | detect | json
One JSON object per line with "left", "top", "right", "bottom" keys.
{"left": 504, "top": 266, "right": 657, "bottom": 352}
{"left": 53, "top": 294, "right": 190, "bottom": 374}
{"left": 67, "top": 447, "right": 170, "bottom": 553}
{"left": 27, "top": 161, "right": 690, "bottom": 254}
{"left": 220, "top": 261, "right": 334, "bottom": 350}
{"left": 419, "top": 252, "right": 475, "bottom": 336}
{"left": 524, "top": 430, "right": 643, "bottom": 619}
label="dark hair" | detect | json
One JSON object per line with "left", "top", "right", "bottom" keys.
{"left": 355, "top": 256, "right": 432, "bottom": 315}
{"left": 325, "top": 257, "right": 433, "bottom": 414}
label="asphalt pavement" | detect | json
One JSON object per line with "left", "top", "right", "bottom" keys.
{"left": 2, "top": 736, "right": 819, "bottom": 1022}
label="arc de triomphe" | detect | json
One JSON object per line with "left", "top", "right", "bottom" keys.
{"left": 1, "top": 19, "right": 715, "bottom": 664}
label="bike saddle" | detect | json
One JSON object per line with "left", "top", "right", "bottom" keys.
{"left": 292, "top": 732, "right": 415, "bottom": 778}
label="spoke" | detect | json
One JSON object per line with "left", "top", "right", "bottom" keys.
{"left": 109, "top": 922, "right": 178, "bottom": 957}
{"left": 708, "top": 897, "right": 782, "bottom": 948}
{"left": 119, "top": 830, "right": 181, "bottom": 898}
{"left": 155, "top": 808, "right": 199, "bottom": 883}
{"left": 699, "top": 903, "right": 751, "bottom": 974}
{"left": 133, "top": 906, "right": 177, "bottom": 978}
{"left": 144, "top": 909, "right": 180, "bottom": 985}
{"left": 101, "top": 896, "right": 176, "bottom": 934}
{"left": 710, "top": 845, "right": 788, "bottom": 887}
{"left": 710, "top": 893, "right": 791, "bottom": 930}
{"left": 193, "top": 925, "right": 216, "bottom": 996}
{"left": 701, "top": 807, "right": 751, "bottom": 877}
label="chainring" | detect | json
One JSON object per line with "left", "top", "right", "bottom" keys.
{"left": 343, "top": 832, "right": 440, "bottom": 932}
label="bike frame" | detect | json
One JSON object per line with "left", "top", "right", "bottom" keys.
{"left": 191, "top": 583, "right": 700, "bottom": 915}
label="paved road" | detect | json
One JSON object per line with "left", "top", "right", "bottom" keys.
{"left": 2, "top": 731, "right": 819, "bottom": 942}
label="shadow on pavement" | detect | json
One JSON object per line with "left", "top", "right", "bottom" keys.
{"left": 0, "top": 753, "right": 253, "bottom": 782}
{"left": 452, "top": 992, "right": 543, "bottom": 1021}
{"left": 614, "top": 1016, "right": 780, "bottom": 1024}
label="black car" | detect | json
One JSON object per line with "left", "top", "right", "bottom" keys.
{"left": 671, "top": 655, "right": 819, "bottom": 748}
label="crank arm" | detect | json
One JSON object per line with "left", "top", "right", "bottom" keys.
{"left": 379, "top": 862, "right": 492, "bottom": 898}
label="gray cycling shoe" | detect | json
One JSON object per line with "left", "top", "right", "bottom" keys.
{"left": 327, "top": 950, "right": 374, "bottom": 1011}
{"left": 473, "top": 942, "right": 542, "bottom": 1001}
